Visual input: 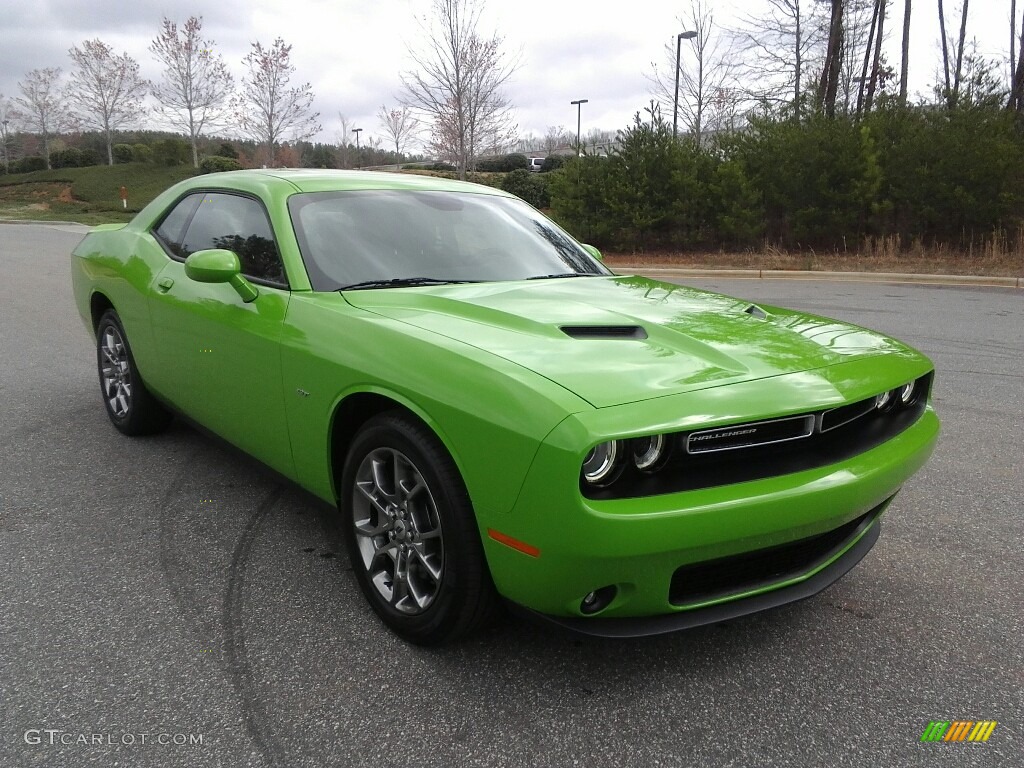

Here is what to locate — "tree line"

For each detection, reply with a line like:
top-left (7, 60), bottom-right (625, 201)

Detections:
top-left (548, 97), bottom-right (1024, 253)
top-left (0, 0), bottom-right (515, 177)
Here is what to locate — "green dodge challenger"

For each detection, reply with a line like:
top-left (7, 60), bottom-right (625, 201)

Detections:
top-left (72, 169), bottom-right (939, 644)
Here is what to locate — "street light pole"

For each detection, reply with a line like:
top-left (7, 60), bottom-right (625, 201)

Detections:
top-left (673, 31), bottom-right (697, 139)
top-left (352, 127), bottom-right (363, 169)
top-left (570, 99), bottom-right (588, 156)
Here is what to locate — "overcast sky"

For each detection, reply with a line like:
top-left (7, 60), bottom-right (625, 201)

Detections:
top-left (0, 0), bottom-right (1013, 149)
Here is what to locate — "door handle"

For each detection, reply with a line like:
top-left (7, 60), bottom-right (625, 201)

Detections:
top-left (157, 277), bottom-right (174, 292)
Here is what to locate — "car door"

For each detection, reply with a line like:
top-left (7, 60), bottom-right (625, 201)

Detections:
top-left (147, 190), bottom-right (296, 480)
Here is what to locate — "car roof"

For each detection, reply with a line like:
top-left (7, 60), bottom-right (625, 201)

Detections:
top-left (195, 168), bottom-right (512, 197)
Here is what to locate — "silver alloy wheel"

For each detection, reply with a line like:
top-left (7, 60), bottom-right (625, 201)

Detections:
top-left (352, 447), bottom-right (445, 614)
top-left (100, 325), bottom-right (132, 418)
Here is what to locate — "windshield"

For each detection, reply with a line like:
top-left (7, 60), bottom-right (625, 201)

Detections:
top-left (287, 189), bottom-right (610, 291)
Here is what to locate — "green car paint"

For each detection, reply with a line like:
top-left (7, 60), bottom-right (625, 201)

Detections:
top-left (71, 169), bottom-right (939, 632)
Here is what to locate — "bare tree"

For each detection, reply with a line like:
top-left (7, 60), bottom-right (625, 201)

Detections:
top-left (900, 0), bottom-right (912, 101)
top-left (150, 16), bottom-right (234, 168)
top-left (542, 125), bottom-right (570, 153)
top-left (584, 127), bottom-right (616, 154)
top-left (66, 40), bottom-right (147, 165)
top-left (835, 0), bottom-right (876, 113)
top-left (1010, 6), bottom-right (1024, 113)
top-left (939, 1), bottom-right (953, 101)
top-left (734, 0), bottom-right (825, 118)
top-left (1012, 0), bottom-right (1018, 87)
top-left (14, 68), bottom-right (73, 169)
top-left (0, 94), bottom-right (16, 172)
top-left (952, 0), bottom-right (970, 104)
top-left (377, 104), bottom-right (419, 158)
top-left (647, 0), bottom-right (740, 142)
top-left (864, 0), bottom-right (888, 111)
top-left (819, 0), bottom-right (846, 116)
top-left (402, 0), bottom-right (517, 178)
top-left (337, 112), bottom-right (354, 168)
top-left (234, 38), bottom-right (321, 165)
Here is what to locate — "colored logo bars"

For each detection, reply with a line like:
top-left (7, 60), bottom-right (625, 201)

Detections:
top-left (920, 721), bottom-right (997, 742)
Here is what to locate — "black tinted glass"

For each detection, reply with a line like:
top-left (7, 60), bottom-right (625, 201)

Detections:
top-left (180, 193), bottom-right (286, 285)
top-left (154, 195), bottom-right (200, 258)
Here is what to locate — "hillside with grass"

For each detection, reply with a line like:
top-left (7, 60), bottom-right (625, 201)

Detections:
top-left (0, 164), bottom-right (198, 224)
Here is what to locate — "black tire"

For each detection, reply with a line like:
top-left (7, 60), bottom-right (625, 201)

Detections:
top-left (96, 309), bottom-right (171, 436)
top-left (340, 412), bottom-right (497, 645)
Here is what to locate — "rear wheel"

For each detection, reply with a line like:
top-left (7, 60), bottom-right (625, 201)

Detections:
top-left (96, 309), bottom-right (171, 436)
top-left (341, 412), bottom-right (496, 645)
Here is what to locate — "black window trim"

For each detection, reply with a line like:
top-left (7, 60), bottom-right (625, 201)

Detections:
top-left (150, 188), bottom-right (291, 290)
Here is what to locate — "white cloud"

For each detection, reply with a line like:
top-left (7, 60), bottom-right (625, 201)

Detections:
top-left (0, 0), bottom-right (1013, 149)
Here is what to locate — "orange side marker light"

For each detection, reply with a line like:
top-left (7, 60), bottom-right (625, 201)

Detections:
top-left (487, 528), bottom-right (540, 558)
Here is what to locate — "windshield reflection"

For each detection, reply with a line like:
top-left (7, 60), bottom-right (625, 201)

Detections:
top-left (288, 189), bottom-right (610, 291)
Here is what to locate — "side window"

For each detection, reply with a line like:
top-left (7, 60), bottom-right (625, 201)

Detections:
top-left (179, 193), bottom-right (287, 286)
top-left (154, 194), bottom-right (201, 259)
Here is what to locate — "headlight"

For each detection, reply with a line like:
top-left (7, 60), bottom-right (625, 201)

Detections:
top-left (582, 441), bottom-right (622, 486)
top-left (631, 434), bottom-right (666, 471)
top-left (875, 390), bottom-right (893, 410)
top-left (899, 381), bottom-right (915, 404)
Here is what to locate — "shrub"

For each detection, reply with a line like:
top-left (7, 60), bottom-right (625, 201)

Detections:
top-left (113, 144), bottom-right (134, 164)
top-left (13, 156), bottom-right (47, 173)
top-left (500, 169), bottom-right (551, 208)
top-left (79, 148), bottom-right (101, 167)
top-left (424, 161), bottom-right (455, 171)
top-left (199, 155), bottom-right (243, 174)
top-left (301, 144), bottom-right (337, 168)
top-left (476, 153), bottom-right (529, 172)
top-left (541, 155), bottom-right (569, 172)
top-left (151, 138), bottom-right (190, 166)
top-left (51, 148), bottom-right (84, 168)
top-left (132, 143), bottom-right (153, 163)
top-left (216, 142), bottom-right (239, 159)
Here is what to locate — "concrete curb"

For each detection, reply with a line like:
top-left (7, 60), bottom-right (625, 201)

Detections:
top-left (621, 266), bottom-right (1023, 289)
top-left (0, 218), bottom-right (89, 228)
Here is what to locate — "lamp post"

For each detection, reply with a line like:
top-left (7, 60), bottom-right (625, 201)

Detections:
top-left (352, 127), bottom-right (363, 168)
top-left (673, 30), bottom-right (697, 139)
top-left (570, 99), bottom-right (588, 156)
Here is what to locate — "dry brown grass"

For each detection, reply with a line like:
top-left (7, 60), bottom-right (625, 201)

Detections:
top-left (604, 234), bottom-right (1024, 277)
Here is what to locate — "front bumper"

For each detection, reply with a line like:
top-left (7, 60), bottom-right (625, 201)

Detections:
top-left (478, 371), bottom-right (939, 624)
top-left (509, 502), bottom-right (883, 638)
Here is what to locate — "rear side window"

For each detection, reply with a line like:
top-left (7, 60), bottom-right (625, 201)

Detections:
top-left (178, 192), bottom-right (287, 286)
top-left (154, 195), bottom-right (200, 258)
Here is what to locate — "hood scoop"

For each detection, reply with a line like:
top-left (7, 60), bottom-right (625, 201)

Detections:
top-left (560, 325), bottom-right (648, 340)
top-left (744, 304), bottom-right (768, 320)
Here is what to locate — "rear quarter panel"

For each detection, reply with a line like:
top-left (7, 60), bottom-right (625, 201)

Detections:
top-left (71, 226), bottom-right (167, 379)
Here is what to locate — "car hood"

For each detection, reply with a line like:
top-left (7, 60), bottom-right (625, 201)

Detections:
top-left (344, 275), bottom-right (912, 408)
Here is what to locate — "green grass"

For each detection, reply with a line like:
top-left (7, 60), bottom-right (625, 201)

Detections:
top-left (0, 163), bottom-right (198, 224)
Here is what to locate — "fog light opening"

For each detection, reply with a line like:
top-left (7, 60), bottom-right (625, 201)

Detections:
top-left (580, 585), bottom-right (617, 615)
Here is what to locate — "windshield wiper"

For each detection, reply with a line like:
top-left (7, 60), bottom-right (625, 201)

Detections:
top-left (526, 272), bottom-right (589, 280)
top-left (338, 277), bottom-right (478, 291)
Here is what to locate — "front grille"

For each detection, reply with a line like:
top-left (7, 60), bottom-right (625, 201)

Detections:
top-left (583, 372), bottom-right (932, 500)
top-left (686, 415), bottom-right (815, 454)
top-left (668, 503), bottom-right (884, 606)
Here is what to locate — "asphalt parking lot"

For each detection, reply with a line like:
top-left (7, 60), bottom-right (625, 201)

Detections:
top-left (1, 221), bottom-right (1021, 767)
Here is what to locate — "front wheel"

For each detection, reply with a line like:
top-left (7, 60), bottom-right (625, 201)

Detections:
top-left (96, 309), bottom-right (171, 436)
top-left (341, 412), bottom-right (497, 645)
